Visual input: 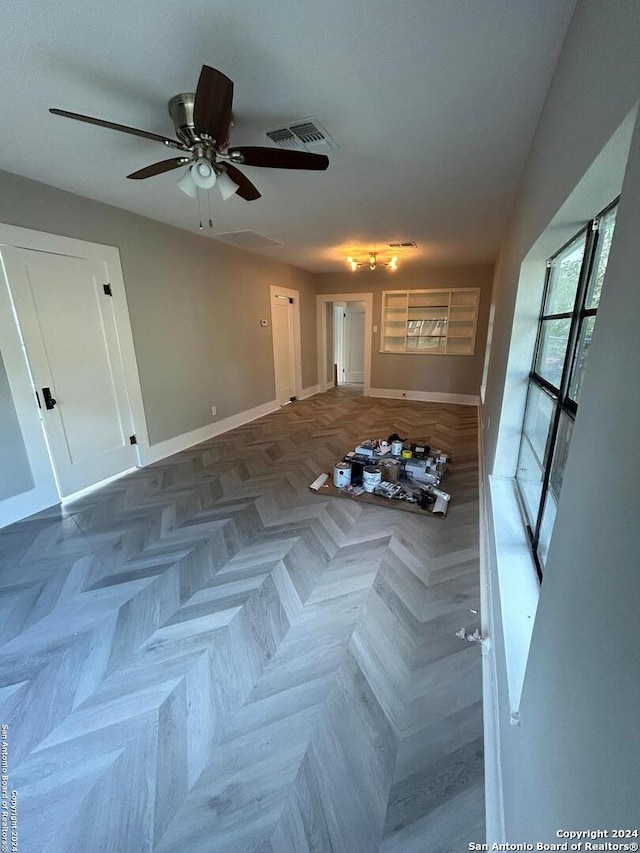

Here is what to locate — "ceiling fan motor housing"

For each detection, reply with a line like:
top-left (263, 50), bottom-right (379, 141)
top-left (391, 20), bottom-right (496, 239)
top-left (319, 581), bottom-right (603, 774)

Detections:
top-left (168, 93), bottom-right (199, 146)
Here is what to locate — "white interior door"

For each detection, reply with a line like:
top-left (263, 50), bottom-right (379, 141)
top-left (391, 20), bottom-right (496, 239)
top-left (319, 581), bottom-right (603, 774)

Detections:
top-left (271, 293), bottom-right (296, 405)
top-left (343, 304), bottom-right (365, 383)
top-left (0, 246), bottom-right (139, 496)
top-left (333, 304), bottom-right (344, 383)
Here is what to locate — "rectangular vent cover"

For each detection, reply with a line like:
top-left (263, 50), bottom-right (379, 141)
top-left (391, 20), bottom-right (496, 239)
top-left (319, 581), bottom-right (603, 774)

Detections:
top-left (213, 230), bottom-right (283, 250)
top-left (387, 241), bottom-right (418, 248)
top-left (266, 117), bottom-right (338, 153)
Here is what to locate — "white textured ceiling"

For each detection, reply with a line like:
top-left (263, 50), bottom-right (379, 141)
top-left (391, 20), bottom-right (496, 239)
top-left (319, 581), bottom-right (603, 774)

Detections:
top-left (1, 0), bottom-right (576, 272)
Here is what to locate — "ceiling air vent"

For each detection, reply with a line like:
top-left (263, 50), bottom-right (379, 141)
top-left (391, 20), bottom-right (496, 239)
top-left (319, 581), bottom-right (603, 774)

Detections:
top-left (213, 230), bottom-right (283, 250)
top-left (266, 117), bottom-right (338, 153)
top-left (387, 241), bottom-right (418, 249)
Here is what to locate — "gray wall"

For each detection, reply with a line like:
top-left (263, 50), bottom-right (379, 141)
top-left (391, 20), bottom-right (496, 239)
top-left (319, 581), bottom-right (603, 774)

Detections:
top-left (316, 264), bottom-right (493, 396)
top-left (482, 0), bottom-right (640, 838)
top-left (0, 352), bottom-right (33, 500)
top-left (0, 170), bottom-right (317, 451)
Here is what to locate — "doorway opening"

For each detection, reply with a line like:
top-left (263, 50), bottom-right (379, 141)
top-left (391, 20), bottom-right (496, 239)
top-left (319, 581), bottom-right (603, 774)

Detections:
top-left (316, 292), bottom-right (373, 396)
top-left (333, 301), bottom-right (365, 386)
top-left (270, 285), bottom-right (302, 406)
top-left (0, 225), bottom-right (147, 527)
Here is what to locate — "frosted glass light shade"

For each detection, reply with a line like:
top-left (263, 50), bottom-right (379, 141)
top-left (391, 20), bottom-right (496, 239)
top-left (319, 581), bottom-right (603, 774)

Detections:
top-left (176, 169), bottom-right (198, 198)
top-left (192, 158), bottom-right (217, 189)
top-left (217, 171), bottom-right (239, 200)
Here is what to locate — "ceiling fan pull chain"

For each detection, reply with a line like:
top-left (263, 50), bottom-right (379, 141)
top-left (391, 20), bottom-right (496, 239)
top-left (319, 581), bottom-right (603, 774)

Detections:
top-left (207, 189), bottom-right (213, 228)
top-left (197, 188), bottom-right (204, 230)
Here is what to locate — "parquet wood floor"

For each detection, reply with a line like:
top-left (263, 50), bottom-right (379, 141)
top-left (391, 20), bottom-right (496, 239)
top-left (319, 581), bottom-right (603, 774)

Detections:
top-left (0, 387), bottom-right (484, 852)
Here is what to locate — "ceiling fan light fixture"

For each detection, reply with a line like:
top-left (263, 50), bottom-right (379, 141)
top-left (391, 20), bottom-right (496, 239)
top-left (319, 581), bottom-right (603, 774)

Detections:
top-left (176, 169), bottom-right (198, 198)
top-left (217, 170), bottom-right (239, 200)
top-left (49, 65), bottom-right (329, 208)
top-left (192, 157), bottom-right (217, 189)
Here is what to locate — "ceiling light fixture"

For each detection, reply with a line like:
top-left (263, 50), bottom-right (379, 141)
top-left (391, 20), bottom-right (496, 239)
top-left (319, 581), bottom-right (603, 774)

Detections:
top-left (216, 170), bottom-right (240, 200)
top-left (347, 252), bottom-right (399, 272)
top-left (176, 169), bottom-right (198, 199)
top-left (176, 160), bottom-right (240, 203)
top-left (192, 157), bottom-right (217, 189)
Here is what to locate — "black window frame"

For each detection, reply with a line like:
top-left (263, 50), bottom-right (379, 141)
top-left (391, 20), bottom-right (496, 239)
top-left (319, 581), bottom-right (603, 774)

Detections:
top-left (517, 197), bottom-right (618, 580)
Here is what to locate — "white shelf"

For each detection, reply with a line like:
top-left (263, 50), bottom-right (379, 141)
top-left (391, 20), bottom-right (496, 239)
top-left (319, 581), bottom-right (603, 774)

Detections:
top-left (381, 287), bottom-right (480, 355)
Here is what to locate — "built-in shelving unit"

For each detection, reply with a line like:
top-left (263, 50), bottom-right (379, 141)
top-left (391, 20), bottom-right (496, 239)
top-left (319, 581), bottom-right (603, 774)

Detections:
top-left (381, 288), bottom-right (480, 355)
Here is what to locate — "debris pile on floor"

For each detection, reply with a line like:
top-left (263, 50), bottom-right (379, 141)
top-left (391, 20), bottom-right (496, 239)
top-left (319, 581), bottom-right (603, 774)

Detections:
top-left (310, 434), bottom-right (451, 516)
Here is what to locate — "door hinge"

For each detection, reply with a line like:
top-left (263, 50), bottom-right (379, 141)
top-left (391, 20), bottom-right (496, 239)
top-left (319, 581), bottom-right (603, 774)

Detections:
top-left (129, 434), bottom-right (137, 445)
top-left (103, 283), bottom-right (113, 296)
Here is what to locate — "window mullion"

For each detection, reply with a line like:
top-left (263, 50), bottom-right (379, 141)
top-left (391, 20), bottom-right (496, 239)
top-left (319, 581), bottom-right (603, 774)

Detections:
top-left (560, 222), bottom-right (598, 407)
top-left (531, 264), bottom-right (553, 372)
top-left (532, 398), bottom-right (562, 550)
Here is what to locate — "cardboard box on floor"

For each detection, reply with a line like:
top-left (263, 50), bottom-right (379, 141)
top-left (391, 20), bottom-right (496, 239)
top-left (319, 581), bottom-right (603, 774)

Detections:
top-left (310, 475), bottom-right (449, 517)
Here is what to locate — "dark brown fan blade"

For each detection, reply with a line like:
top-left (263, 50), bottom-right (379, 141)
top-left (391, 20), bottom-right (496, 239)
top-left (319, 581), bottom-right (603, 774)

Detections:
top-left (224, 165), bottom-right (261, 201)
top-left (127, 158), bottom-right (191, 180)
top-left (193, 66), bottom-right (234, 148)
top-left (228, 147), bottom-right (329, 170)
top-left (49, 108), bottom-right (186, 150)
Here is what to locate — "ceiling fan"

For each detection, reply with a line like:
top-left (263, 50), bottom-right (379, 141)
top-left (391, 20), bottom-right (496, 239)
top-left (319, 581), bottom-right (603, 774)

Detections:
top-left (49, 65), bottom-right (329, 202)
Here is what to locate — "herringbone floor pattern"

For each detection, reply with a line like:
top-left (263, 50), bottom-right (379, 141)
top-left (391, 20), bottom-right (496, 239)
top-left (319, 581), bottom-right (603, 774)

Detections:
top-left (0, 387), bottom-right (484, 852)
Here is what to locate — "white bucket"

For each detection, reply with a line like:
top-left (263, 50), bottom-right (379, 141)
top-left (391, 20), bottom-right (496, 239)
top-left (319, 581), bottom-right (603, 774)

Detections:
top-left (391, 440), bottom-right (404, 456)
top-left (333, 462), bottom-right (352, 488)
top-left (362, 465), bottom-right (382, 493)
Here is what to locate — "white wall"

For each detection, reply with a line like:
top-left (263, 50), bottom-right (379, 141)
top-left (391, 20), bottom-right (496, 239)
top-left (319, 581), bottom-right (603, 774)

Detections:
top-left (0, 170), bottom-right (318, 502)
top-left (317, 263), bottom-right (494, 397)
top-left (482, 0), bottom-right (640, 839)
top-left (0, 352), bottom-right (33, 500)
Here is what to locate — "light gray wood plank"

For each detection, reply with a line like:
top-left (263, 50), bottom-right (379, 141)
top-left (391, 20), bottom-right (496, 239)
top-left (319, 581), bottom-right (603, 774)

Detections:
top-left (0, 387), bottom-right (484, 852)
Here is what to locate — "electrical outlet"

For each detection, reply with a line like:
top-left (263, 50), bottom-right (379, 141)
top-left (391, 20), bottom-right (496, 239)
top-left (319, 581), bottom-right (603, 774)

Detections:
top-left (211, 406), bottom-right (217, 417)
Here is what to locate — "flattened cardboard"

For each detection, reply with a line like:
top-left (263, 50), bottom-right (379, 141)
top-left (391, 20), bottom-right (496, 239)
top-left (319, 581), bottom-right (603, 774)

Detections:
top-left (312, 479), bottom-right (448, 517)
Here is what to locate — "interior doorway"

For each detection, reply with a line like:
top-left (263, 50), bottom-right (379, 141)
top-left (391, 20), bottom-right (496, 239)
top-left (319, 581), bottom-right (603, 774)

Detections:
top-left (270, 285), bottom-right (302, 406)
top-left (334, 301), bottom-right (365, 385)
top-left (0, 245), bottom-right (140, 497)
top-left (316, 292), bottom-right (373, 395)
top-left (0, 225), bottom-right (147, 526)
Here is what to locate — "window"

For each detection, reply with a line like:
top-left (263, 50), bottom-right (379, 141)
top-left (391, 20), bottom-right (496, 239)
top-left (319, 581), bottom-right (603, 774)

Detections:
top-left (381, 288), bottom-right (480, 355)
top-left (516, 200), bottom-right (618, 576)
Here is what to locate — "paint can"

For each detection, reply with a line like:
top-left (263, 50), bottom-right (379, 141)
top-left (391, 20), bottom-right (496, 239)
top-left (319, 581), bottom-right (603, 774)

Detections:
top-left (350, 459), bottom-right (364, 486)
top-left (391, 439), bottom-right (404, 456)
top-left (362, 465), bottom-right (382, 493)
top-left (380, 459), bottom-right (401, 483)
top-left (333, 462), bottom-right (352, 488)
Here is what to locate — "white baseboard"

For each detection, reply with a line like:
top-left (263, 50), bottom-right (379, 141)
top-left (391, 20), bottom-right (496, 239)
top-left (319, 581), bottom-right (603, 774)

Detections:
top-left (62, 467), bottom-right (139, 504)
top-left (0, 487), bottom-right (60, 529)
top-left (318, 380), bottom-right (334, 393)
top-left (368, 387), bottom-right (480, 406)
top-left (299, 384), bottom-right (320, 399)
top-left (139, 398), bottom-right (279, 465)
